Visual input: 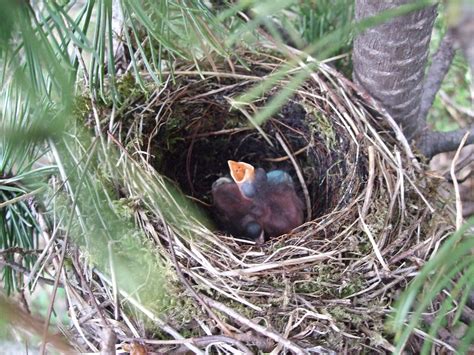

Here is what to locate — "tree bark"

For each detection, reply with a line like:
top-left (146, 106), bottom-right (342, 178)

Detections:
top-left (353, 0), bottom-right (437, 141)
top-left (420, 127), bottom-right (474, 158)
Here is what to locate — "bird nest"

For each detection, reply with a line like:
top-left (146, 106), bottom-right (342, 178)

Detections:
top-left (71, 49), bottom-right (456, 353)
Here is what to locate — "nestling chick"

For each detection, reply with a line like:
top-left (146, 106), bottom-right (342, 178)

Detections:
top-left (212, 160), bottom-right (304, 243)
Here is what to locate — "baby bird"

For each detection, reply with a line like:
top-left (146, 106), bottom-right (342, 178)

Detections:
top-left (212, 160), bottom-right (304, 243)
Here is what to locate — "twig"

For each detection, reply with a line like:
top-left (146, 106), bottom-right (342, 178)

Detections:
top-left (411, 325), bottom-right (457, 353)
top-left (263, 144), bottom-right (311, 162)
top-left (151, 70), bottom-right (264, 81)
top-left (198, 293), bottom-right (308, 354)
top-left (220, 251), bottom-right (338, 277)
top-left (275, 133), bottom-right (312, 222)
top-left (108, 242), bottom-right (120, 321)
top-left (39, 229), bottom-right (69, 355)
top-left (443, 153), bottom-right (473, 181)
top-left (439, 90), bottom-right (474, 118)
top-left (361, 146), bottom-right (376, 217)
top-left (100, 327), bottom-right (117, 355)
top-left (71, 251), bottom-right (110, 328)
top-left (183, 127), bottom-right (252, 140)
top-left (450, 132), bottom-right (470, 230)
top-left (358, 210), bottom-right (389, 272)
top-left (0, 247), bottom-right (44, 256)
top-left (230, 102), bottom-right (274, 147)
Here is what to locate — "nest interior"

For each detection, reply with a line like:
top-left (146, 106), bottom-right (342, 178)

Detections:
top-left (95, 50), bottom-right (455, 353)
top-left (142, 71), bottom-right (365, 227)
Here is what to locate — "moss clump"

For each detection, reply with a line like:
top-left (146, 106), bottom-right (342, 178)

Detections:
top-left (305, 106), bottom-right (336, 149)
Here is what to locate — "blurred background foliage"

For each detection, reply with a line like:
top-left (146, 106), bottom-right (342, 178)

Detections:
top-left (0, 0), bottom-right (472, 352)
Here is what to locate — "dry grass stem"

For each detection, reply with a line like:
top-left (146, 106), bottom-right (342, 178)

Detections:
top-left (450, 132), bottom-right (470, 230)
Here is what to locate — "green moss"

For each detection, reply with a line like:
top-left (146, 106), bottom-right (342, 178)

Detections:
top-left (339, 276), bottom-right (364, 298)
top-left (72, 95), bottom-right (92, 120)
top-left (116, 72), bottom-right (142, 99)
top-left (305, 107), bottom-right (336, 148)
top-left (295, 280), bottom-right (321, 294)
top-left (357, 240), bottom-right (372, 254)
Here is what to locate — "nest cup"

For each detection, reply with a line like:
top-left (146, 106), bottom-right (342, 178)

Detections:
top-left (120, 50), bottom-right (453, 351)
top-left (152, 67), bottom-right (365, 226)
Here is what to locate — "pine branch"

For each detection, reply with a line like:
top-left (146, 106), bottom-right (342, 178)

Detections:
top-left (420, 126), bottom-right (474, 158)
top-left (0, 260), bottom-right (58, 287)
top-left (418, 29), bottom-right (457, 122)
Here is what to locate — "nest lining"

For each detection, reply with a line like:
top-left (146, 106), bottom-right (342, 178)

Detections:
top-left (72, 49), bottom-right (456, 353)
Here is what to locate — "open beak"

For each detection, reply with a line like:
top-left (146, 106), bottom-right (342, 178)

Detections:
top-left (227, 161), bottom-right (257, 199)
top-left (228, 160), bottom-right (255, 184)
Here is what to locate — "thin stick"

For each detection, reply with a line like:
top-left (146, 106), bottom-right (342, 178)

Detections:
top-left (263, 144), bottom-right (311, 162)
top-left (359, 207), bottom-right (389, 271)
top-left (39, 231), bottom-right (69, 355)
top-left (275, 133), bottom-right (312, 222)
top-left (199, 294), bottom-right (307, 354)
top-left (450, 132), bottom-right (470, 230)
top-left (361, 146), bottom-right (376, 217)
top-left (149, 70), bottom-right (263, 81)
top-left (0, 260), bottom-right (57, 286)
top-left (232, 102), bottom-right (274, 147)
top-left (108, 242), bottom-right (120, 321)
top-left (220, 251), bottom-right (338, 277)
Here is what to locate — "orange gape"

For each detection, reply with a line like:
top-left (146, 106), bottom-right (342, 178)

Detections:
top-left (228, 160), bottom-right (254, 183)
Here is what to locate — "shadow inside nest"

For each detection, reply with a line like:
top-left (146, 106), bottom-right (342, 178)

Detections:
top-left (150, 97), bottom-right (361, 239)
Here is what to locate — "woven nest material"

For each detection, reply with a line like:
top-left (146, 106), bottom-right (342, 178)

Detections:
top-left (72, 49), bottom-right (456, 353)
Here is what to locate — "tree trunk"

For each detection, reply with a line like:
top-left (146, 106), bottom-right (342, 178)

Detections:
top-left (352, 0), bottom-right (437, 141)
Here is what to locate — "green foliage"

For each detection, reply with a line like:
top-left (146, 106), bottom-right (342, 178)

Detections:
top-left (293, 0), bottom-right (355, 57)
top-left (0, 79), bottom-right (57, 295)
top-left (391, 218), bottom-right (474, 353)
top-left (427, 4), bottom-right (472, 132)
